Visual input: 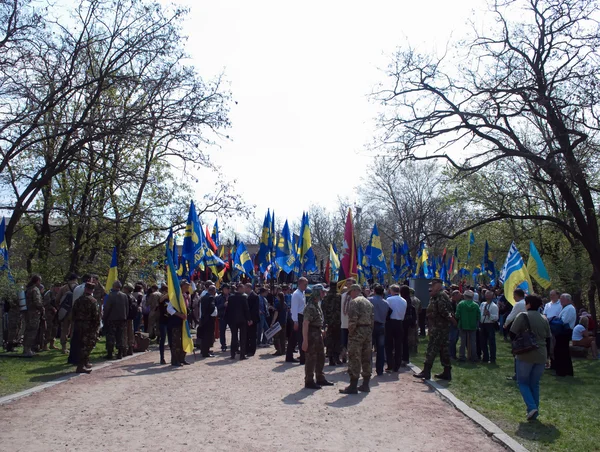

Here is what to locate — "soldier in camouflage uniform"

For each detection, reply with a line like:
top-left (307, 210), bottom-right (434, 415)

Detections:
top-left (340, 284), bottom-right (374, 394)
top-left (322, 282), bottom-right (342, 366)
top-left (69, 282), bottom-right (100, 373)
top-left (5, 288), bottom-right (21, 352)
top-left (23, 274), bottom-right (44, 357)
top-left (408, 288), bottom-right (421, 353)
top-left (414, 279), bottom-right (456, 381)
top-left (302, 285), bottom-right (334, 389)
top-left (42, 283), bottom-right (61, 351)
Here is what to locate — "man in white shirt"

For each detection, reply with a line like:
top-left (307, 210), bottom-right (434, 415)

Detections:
top-left (385, 285), bottom-right (407, 372)
top-left (479, 290), bottom-right (499, 363)
top-left (555, 293), bottom-right (576, 376)
top-left (543, 290), bottom-right (562, 319)
top-left (543, 289), bottom-right (562, 369)
top-left (291, 277), bottom-right (308, 364)
top-left (340, 278), bottom-right (356, 363)
top-left (504, 288), bottom-right (526, 330)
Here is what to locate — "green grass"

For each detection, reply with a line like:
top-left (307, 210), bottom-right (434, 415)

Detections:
top-left (413, 333), bottom-right (600, 451)
top-left (0, 338), bottom-right (109, 398)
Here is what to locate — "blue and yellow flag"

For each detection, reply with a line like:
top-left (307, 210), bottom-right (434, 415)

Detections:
top-left (300, 212), bottom-right (317, 272)
top-left (369, 224), bottom-right (388, 274)
top-left (165, 231), bottom-right (194, 353)
top-left (0, 217), bottom-right (13, 281)
top-left (212, 220), bottom-right (220, 248)
top-left (466, 229), bottom-right (475, 266)
top-left (275, 220), bottom-right (295, 274)
top-left (234, 242), bottom-right (254, 277)
top-left (329, 244), bottom-right (340, 282)
top-left (527, 240), bottom-right (551, 289)
top-left (500, 242), bottom-right (533, 305)
top-left (257, 210), bottom-right (271, 273)
top-left (104, 247), bottom-right (118, 295)
top-left (415, 241), bottom-right (430, 278)
top-left (182, 201), bottom-right (205, 271)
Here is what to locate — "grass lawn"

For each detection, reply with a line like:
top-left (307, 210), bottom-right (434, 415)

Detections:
top-left (413, 333), bottom-right (600, 451)
top-left (0, 338), bottom-right (109, 398)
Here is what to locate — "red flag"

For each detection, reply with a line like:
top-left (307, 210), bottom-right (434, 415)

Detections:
top-left (324, 258), bottom-right (331, 285)
top-left (339, 208), bottom-right (358, 283)
top-left (205, 226), bottom-right (218, 253)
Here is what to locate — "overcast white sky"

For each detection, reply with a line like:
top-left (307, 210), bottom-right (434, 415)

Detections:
top-left (176, 0), bottom-right (479, 233)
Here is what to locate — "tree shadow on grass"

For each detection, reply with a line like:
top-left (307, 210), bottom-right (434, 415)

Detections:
top-left (516, 421), bottom-right (560, 444)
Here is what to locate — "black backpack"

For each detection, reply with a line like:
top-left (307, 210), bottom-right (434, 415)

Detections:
top-left (128, 295), bottom-right (138, 320)
top-left (404, 301), bottom-right (417, 327)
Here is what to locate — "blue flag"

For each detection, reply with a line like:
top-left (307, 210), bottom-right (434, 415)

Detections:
top-left (275, 220), bottom-right (295, 274)
top-left (369, 224), bottom-right (388, 274)
top-left (182, 201), bottom-right (206, 271)
top-left (234, 242), bottom-right (254, 277)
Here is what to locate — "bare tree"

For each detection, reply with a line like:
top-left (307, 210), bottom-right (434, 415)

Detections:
top-left (374, 0), bottom-right (600, 320)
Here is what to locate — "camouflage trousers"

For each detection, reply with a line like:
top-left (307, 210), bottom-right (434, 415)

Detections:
top-left (305, 327), bottom-right (325, 383)
top-left (325, 323), bottom-right (342, 357)
top-left (7, 309), bottom-right (23, 344)
top-left (408, 325), bottom-right (419, 353)
top-left (425, 327), bottom-right (451, 368)
top-left (60, 313), bottom-right (72, 347)
top-left (169, 325), bottom-right (186, 365)
top-left (23, 310), bottom-right (41, 349)
top-left (347, 326), bottom-right (373, 379)
top-left (105, 319), bottom-right (126, 351)
top-left (44, 310), bottom-right (58, 345)
top-left (74, 321), bottom-right (98, 365)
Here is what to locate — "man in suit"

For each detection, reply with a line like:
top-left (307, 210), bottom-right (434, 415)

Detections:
top-left (226, 284), bottom-right (251, 360)
top-left (200, 286), bottom-right (217, 357)
top-left (245, 283), bottom-right (260, 357)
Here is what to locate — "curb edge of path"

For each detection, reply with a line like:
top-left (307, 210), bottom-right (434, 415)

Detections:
top-left (0, 349), bottom-right (150, 407)
top-left (408, 363), bottom-right (529, 452)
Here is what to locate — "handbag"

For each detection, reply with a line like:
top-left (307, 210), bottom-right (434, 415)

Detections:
top-left (549, 317), bottom-right (570, 336)
top-left (511, 312), bottom-right (539, 355)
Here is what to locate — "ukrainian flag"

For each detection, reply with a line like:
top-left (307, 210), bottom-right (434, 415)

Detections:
top-left (415, 241), bottom-right (430, 278)
top-left (212, 220), bottom-right (220, 247)
top-left (0, 217), bottom-right (11, 278)
top-left (501, 242), bottom-right (533, 305)
top-left (166, 232), bottom-right (193, 353)
top-left (527, 240), bottom-right (551, 289)
top-left (369, 224), bottom-right (388, 274)
top-left (182, 201), bottom-right (205, 270)
top-left (257, 211), bottom-right (271, 273)
top-left (329, 244), bottom-right (340, 282)
top-left (104, 247), bottom-right (118, 295)
top-left (300, 212), bottom-right (317, 272)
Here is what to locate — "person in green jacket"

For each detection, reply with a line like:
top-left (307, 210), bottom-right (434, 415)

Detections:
top-left (455, 290), bottom-right (480, 362)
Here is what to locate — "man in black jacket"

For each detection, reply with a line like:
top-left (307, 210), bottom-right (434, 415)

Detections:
top-left (226, 284), bottom-right (251, 360)
top-left (215, 284), bottom-right (230, 352)
top-left (200, 286), bottom-right (217, 357)
top-left (245, 283), bottom-right (260, 356)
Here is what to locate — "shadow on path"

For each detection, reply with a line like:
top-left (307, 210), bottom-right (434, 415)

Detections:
top-left (281, 388), bottom-right (316, 405)
top-left (325, 392), bottom-right (368, 408)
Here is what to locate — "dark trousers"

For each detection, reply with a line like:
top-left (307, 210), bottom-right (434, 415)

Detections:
top-left (219, 317), bottom-right (227, 349)
top-left (247, 322), bottom-right (258, 356)
top-left (201, 319), bottom-right (215, 356)
top-left (275, 323), bottom-right (286, 355)
top-left (480, 323), bottom-right (497, 362)
top-left (372, 323), bottom-right (385, 374)
top-left (296, 314), bottom-right (305, 363)
top-left (230, 322), bottom-right (247, 359)
top-left (286, 319), bottom-right (297, 361)
top-left (385, 319), bottom-right (403, 370)
top-left (419, 309), bottom-right (427, 336)
top-left (555, 330), bottom-right (574, 376)
top-left (159, 323), bottom-right (169, 361)
top-left (402, 321), bottom-right (410, 362)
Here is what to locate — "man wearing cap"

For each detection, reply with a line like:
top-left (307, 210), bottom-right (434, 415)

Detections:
top-left (68, 282), bottom-right (100, 373)
top-left (455, 290), bottom-right (480, 362)
top-left (302, 284), bottom-right (333, 389)
top-left (103, 280), bottom-right (129, 360)
top-left (340, 284), bottom-right (374, 394)
top-left (414, 279), bottom-right (456, 381)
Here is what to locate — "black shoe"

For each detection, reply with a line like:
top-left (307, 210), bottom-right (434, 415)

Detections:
top-left (358, 376), bottom-right (371, 393)
top-left (202, 354), bottom-right (215, 358)
top-left (286, 358), bottom-right (299, 363)
top-left (305, 381), bottom-right (322, 390)
top-left (221, 346), bottom-right (227, 352)
top-left (229, 356), bottom-right (236, 359)
top-left (316, 379), bottom-right (334, 386)
top-left (171, 363), bottom-right (182, 367)
top-left (339, 378), bottom-right (359, 394)
top-left (299, 360), bottom-right (305, 365)
top-left (182, 361), bottom-right (191, 365)
top-left (160, 359), bottom-right (167, 364)
top-left (240, 356), bottom-right (247, 360)
top-left (329, 357), bottom-right (337, 366)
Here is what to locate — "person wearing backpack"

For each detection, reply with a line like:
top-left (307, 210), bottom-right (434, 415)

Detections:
top-left (57, 274), bottom-right (79, 354)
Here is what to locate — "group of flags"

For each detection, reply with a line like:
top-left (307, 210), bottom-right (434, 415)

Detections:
top-left (0, 217), bottom-right (13, 282)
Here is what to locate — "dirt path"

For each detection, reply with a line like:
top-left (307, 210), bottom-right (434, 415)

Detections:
top-left (1, 342), bottom-right (504, 452)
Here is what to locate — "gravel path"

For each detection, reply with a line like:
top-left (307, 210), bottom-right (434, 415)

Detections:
top-left (1, 341), bottom-right (504, 452)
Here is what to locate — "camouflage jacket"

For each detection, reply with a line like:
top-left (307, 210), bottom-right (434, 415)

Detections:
top-left (26, 286), bottom-right (43, 311)
top-left (72, 295), bottom-right (100, 330)
top-left (303, 299), bottom-right (324, 328)
top-left (347, 296), bottom-right (374, 333)
top-left (426, 291), bottom-right (452, 330)
top-left (322, 293), bottom-right (341, 327)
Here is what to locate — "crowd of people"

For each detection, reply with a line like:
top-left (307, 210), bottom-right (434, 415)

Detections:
top-left (2, 272), bottom-right (597, 420)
